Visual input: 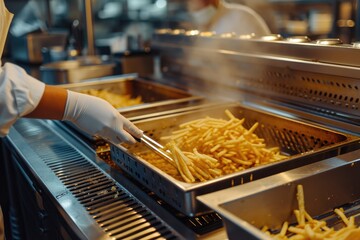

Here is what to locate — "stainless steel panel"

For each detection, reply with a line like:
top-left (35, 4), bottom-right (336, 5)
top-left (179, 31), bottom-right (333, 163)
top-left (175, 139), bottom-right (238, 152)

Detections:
top-left (111, 102), bottom-right (359, 216)
top-left (153, 31), bottom-right (360, 129)
top-left (198, 149), bottom-right (360, 240)
top-left (152, 31), bottom-right (360, 67)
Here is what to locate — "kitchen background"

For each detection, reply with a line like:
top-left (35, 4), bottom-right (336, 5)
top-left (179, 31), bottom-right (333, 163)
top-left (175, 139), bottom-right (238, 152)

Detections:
top-left (3, 0), bottom-right (359, 62)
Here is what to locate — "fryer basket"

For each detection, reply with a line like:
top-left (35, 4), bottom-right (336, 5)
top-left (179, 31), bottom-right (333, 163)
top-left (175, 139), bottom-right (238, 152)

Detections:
top-left (110, 102), bottom-right (359, 216)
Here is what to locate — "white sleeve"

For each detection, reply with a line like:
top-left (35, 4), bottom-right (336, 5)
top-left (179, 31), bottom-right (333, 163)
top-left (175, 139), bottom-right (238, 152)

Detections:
top-left (213, 3), bottom-right (271, 36)
top-left (0, 62), bottom-right (45, 137)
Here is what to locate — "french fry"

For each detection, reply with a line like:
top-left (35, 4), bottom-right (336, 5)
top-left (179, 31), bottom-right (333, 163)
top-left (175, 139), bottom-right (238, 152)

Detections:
top-left (279, 221), bottom-right (289, 236)
top-left (297, 185), bottom-right (306, 227)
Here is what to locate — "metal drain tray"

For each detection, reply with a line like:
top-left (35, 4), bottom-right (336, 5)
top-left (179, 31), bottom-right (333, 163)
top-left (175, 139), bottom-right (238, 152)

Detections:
top-left (198, 149), bottom-right (360, 240)
top-left (110, 102), bottom-right (360, 216)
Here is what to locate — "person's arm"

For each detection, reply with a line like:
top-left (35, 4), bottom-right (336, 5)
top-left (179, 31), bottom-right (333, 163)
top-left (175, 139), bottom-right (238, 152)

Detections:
top-left (25, 85), bottom-right (67, 119)
top-left (61, 90), bottom-right (143, 145)
top-left (27, 85), bottom-right (143, 145)
top-left (1, 62), bottom-right (142, 144)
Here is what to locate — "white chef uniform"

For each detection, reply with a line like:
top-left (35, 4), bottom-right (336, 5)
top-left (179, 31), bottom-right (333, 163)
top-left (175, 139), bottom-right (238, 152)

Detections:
top-left (0, 1), bottom-right (45, 137)
top-left (0, 1), bottom-right (44, 239)
top-left (210, 1), bottom-right (271, 36)
top-left (0, 2), bottom-right (144, 237)
top-left (190, 1), bottom-right (271, 36)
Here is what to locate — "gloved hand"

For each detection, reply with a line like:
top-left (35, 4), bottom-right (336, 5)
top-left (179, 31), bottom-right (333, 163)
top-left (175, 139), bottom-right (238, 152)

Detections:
top-left (62, 90), bottom-right (143, 145)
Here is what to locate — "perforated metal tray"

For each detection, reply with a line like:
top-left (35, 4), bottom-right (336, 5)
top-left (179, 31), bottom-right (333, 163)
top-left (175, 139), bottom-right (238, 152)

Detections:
top-left (110, 102), bottom-right (359, 216)
top-left (235, 64), bottom-right (360, 124)
top-left (198, 149), bottom-right (360, 240)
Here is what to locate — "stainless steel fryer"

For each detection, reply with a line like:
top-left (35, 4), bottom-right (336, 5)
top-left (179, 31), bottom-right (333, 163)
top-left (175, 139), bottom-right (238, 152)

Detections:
top-left (110, 102), bottom-right (359, 216)
top-left (152, 30), bottom-right (360, 134)
top-left (198, 149), bottom-right (360, 240)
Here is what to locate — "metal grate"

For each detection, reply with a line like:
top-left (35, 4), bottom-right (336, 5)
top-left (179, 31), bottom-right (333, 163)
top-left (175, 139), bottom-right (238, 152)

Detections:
top-left (14, 120), bottom-right (178, 240)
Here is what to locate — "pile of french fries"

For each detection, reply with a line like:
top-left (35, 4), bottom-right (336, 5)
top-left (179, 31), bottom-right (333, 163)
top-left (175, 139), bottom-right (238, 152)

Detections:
top-left (140, 109), bottom-right (287, 183)
top-left (80, 88), bottom-right (143, 108)
top-left (264, 185), bottom-right (360, 240)
top-left (166, 141), bottom-right (222, 183)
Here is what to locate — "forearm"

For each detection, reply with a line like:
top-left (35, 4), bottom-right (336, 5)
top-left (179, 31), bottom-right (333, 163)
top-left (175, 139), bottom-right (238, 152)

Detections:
top-left (0, 60), bottom-right (142, 143)
top-left (25, 85), bottom-right (68, 120)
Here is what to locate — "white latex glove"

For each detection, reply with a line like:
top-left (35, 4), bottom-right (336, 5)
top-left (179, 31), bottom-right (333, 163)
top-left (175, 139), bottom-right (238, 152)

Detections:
top-left (63, 90), bottom-right (143, 145)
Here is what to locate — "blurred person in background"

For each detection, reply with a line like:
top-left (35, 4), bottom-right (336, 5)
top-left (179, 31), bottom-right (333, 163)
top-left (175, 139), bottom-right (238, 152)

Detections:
top-left (0, 1), bottom-right (142, 239)
top-left (186, 0), bottom-right (271, 36)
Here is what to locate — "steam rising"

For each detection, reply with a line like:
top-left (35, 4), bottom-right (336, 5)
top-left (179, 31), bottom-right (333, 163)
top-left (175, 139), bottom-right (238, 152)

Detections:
top-left (161, 1), bottom-right (281, 103)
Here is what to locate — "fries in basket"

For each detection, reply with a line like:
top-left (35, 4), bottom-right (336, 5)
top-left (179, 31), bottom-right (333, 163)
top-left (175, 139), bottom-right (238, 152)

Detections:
top-left (80, 88), bottom-right (143, 108)
top-left (138, 109), bottom-right (287, 183)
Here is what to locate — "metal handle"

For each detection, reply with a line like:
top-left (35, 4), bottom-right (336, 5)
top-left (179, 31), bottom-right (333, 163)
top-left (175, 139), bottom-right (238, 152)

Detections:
top-left (138, 134), bottom-right (174, 164)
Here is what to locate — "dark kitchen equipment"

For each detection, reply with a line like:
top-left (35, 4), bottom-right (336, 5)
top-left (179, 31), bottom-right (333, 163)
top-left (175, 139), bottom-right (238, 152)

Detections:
top-left (10, 31), bottom-right (68, 64)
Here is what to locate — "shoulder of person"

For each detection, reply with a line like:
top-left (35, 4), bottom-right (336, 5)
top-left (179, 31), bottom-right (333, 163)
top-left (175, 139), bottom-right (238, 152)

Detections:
top-left (219, 1), bottom-right (261, 18)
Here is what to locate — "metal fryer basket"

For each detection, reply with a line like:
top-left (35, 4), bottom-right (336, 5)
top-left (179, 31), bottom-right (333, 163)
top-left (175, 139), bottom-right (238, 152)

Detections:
top-left (197, 149), bottom-right (360, 240)
top-left (110, 102), bottom-right (359, 216)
